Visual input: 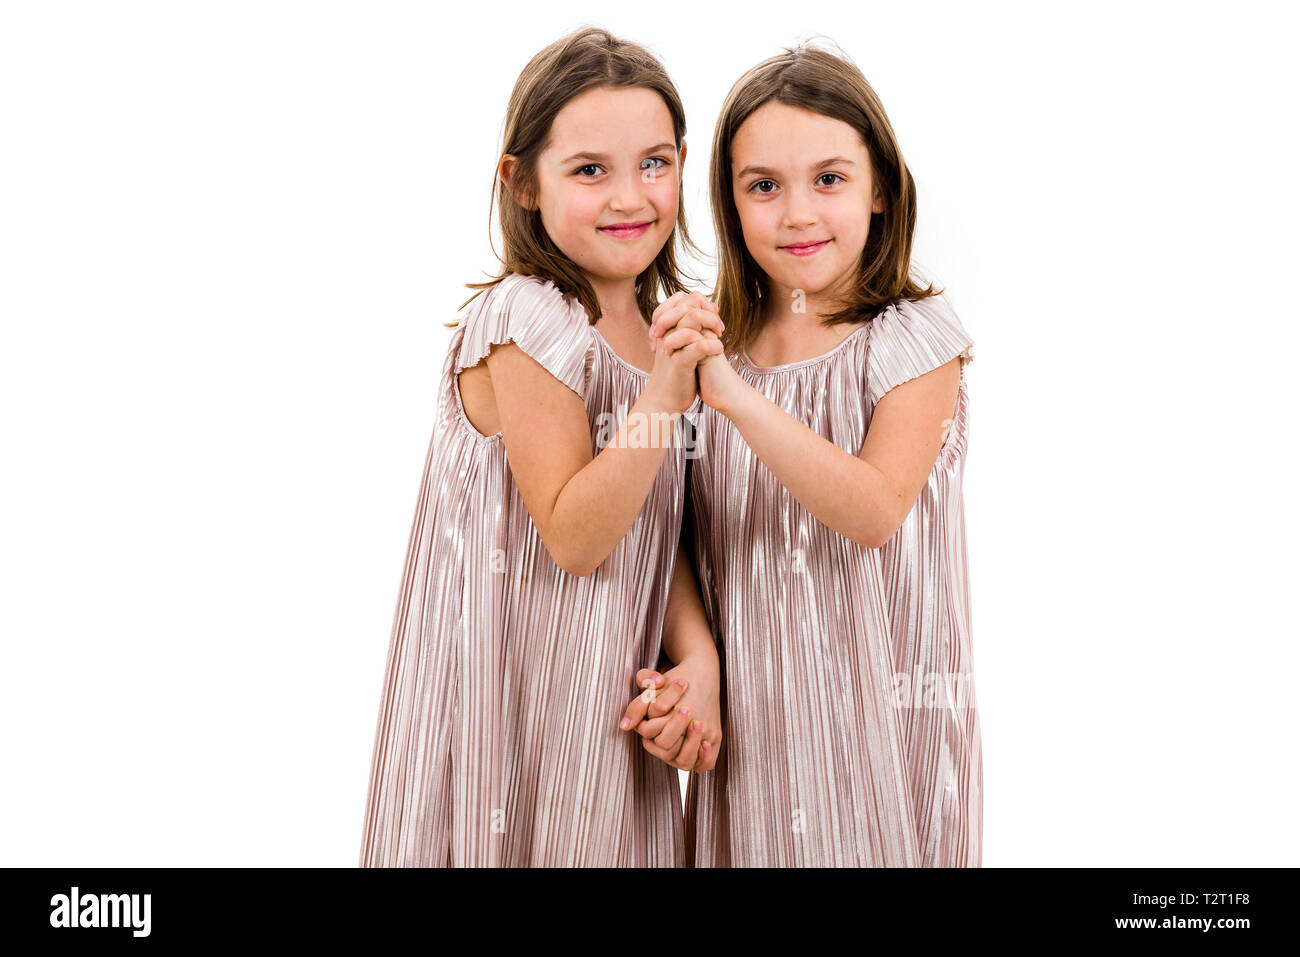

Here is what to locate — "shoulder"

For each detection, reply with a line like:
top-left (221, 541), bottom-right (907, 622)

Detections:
top-left (455, 272), bottom-right (593, 396)
top-left (870, 294), bottom-right (973, 357)
top-left (461, 272), bottom-right (590, 330)
top-left (866, 293), bottom-right (974, 407)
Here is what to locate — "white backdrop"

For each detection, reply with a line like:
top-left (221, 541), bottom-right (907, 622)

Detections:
top-left (2, 0), bottom-right (1296, 866)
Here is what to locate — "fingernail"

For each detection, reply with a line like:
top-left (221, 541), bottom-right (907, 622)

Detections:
top-left (702, 741), bottom-right (710, 751)
top-left (619, 717), bottom-right (631, 729)
top-left (692, 721), bottom-right (701, 732)
top-left (678, 706), bottom-right (689, 716)
top-left (676, 679), bottom-right (687, 689)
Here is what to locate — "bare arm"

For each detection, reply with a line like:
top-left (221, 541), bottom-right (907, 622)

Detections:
top-left (660, 510), bottom-right (716, 667)
top-left (702, 353), bottom-right (964, 549)
top-left (618, 495), bottom-right (722, 772)
top-left (486, 298), bottom-right (723, 577)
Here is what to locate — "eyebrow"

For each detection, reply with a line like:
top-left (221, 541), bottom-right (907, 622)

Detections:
top-left (735, 156), bottom-right (857, 179)
top-left (560, 143), bottom-right (676, 164)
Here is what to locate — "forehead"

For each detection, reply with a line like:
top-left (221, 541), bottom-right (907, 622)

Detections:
top-left (731, 101), bottom-right (866, 167)
top-left (546, 86), bottom-right (675, 153)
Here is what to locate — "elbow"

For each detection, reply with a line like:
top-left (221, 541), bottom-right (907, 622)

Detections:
top-left (857, 495), bottom-right (908, 549)
top-left (850, 531), bottom-right (883, 550)
top-left (563, 557), bottom-right (600, 579)
top-left (537, 514), bottom-right (609, 577)
top-left (544, 539), bottom-right (602, 578)
top-left (853, 517), bottom-right (900, 550)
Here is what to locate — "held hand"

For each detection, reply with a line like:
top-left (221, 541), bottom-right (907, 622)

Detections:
top-left (618, 655), bottom-right (722, 773)
top-left (644, 297), bottom-right (724, 414)
top-left (693, 331), bottom-right (745, 415)
top-left (618, 669), bottom-right (674, 736)
top-left (648, 291), bottom-right (725, 344)
top-left (649, 296), bottom-right (745, 417)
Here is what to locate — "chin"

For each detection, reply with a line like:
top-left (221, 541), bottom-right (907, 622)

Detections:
top-left (605, 261), bottom-right (652, 281)
top-left (798, 262), bottom-right (843, 285)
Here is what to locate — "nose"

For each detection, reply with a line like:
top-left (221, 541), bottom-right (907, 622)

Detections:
top-left (608, 168), bottom-right (650, 216)
top-left (782, 188), bottom-right (817, 229)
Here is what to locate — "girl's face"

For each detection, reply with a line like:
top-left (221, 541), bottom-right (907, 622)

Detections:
top-left (524, 86), bottom-right (684, 291)
top-left (730, 101), bottom-right (884, 312)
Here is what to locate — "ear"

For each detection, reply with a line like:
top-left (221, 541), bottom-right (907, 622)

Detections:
top-left (678, 139), bottom-right (687, 170)
top-left (871, 185), bottom-right (886, 214)
top-left (498, 154), bottom-right (536, 209)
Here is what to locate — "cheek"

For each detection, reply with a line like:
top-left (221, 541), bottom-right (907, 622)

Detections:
top-left (551, 195), bottom-right (604, 239)
top-left (737, 204), bottom-right (776, 249)
top-left (835, 195), bottom-right (873, 242)
top-left (649, 175), bottom-right (679, 213)
top-left (841, 212), bottom-right (871, 249)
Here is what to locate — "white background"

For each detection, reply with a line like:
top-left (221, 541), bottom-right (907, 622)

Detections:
top-left (2, 0), bottom-right (1297, 866)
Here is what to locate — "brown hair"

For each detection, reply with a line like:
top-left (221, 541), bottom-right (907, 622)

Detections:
top-left (709, 38), bottom-right (943, 356)
top-left (451, 26), bottom-right (704, 326)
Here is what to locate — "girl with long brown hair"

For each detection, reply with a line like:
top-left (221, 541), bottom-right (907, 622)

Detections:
top-left (359, 26), bottom-right (724, 867)
top-left (652, 39), bottom-right (982, 867)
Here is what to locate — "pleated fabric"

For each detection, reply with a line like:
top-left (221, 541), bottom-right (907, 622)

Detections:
top-left (683, 294), bottom-right (982, 867)
top-left (360, 272), bottom-right (694, 867)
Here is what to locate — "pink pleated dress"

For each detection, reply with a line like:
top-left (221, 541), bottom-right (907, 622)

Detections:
top-left (683, 294), bottom-right (982, 867)
top-left (360, 272), bottom-right (696, 867)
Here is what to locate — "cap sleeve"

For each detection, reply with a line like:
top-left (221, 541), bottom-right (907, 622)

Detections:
top-left (866, 295), bottom-right (975, 407)
top-left (454, 273), bottom-right (593, 397)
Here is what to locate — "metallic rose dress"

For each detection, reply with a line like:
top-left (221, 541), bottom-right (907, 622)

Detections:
top-left (360, 273), bottom-right (693, 867)
top-left (683, 294), bottom-right (981, 867)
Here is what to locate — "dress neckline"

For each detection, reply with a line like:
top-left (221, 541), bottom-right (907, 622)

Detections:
top-left (739, 320), bottom-right (872, 373)
top-left (588, 323), bottom-right (651, 378)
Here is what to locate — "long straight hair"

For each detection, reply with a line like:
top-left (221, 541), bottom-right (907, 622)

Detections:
top-left (709, 39), bottom-right (943, 356)
top-left (455, 26), bottom-right (704, 326)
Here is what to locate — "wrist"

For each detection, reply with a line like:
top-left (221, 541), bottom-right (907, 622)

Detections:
top-left (673, 644), bottom-right (720, 675)
top-left (619, 389), bottom-right (686, 451)
top-left (636, 382), bottom-right (686, 419)
top-left (715, 376), bottom-right (756, 422)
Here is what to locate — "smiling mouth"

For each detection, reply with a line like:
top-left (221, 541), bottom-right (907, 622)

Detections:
top-left (780, 239), bottom-right (832, 255)
top-left (599, 221), bottom-right (654, 238)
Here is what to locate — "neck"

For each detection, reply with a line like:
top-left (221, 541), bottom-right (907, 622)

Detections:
top-left (588, 274), bottom-right (643, 325)
top-left (765, 270), bottom-right (856, 326)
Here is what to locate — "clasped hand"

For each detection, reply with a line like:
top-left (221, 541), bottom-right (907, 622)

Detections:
top-left (617, 655), bottom-right (722, 774)
top-left (648, 291), bottom-right (743, 414)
